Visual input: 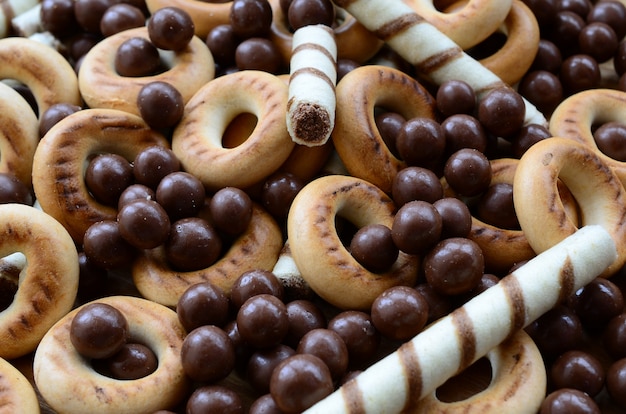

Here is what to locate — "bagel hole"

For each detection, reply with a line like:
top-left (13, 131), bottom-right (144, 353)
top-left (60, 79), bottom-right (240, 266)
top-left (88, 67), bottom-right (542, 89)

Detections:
top-left (1, 79), bottom-right (38, 117)
top-left (335, 215), bottom-right (359, 248)
top-left (434, 356), bottom-right (492, 402)
top-left (222, 113), bottom-right (258, 148)
top-left (0, 252), bottom-right (26, 312)
top-left (465, 32), bottom-right (507, 61)
top-left (433, 0), bottom-right (465, 12)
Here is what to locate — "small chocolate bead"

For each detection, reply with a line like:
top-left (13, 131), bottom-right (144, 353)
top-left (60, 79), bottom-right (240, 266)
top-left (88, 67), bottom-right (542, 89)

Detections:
top-left (39, 102), bottom-right (82, 138)
top-left (615, 40), bottom-right (626, 77)
top-left (391, 200), bottom-right (442, 255)
top-left (539, 388), bottom-right (600, 414)
top-left (337, 58), bottom-right (360, 81)
top-left (117, 199), bottom-right (170, 250)
top-left (547, 11), bottom-right (586, 57)
top-left (77, 252), bottom-right (109, 302)
top-left (209, 187), bottom-right (253, 236)
top-left (287, 0), bottom-right (335, 30)
top-left (392, 166), bottom-right (443, 206)
top-left (0, 173), bottom-right (32, 206)
top-left (423, 237), bottom-right (484, 296)
top-left (558, 0), bottom-right (591, 17)
top-left (230, 0), bottom-right (273, 39)
top-left (100, 3), bottom-right (145, 37)
top-left (137, 81), bottom-right (184, 129)
top-left (235, 37), bottom-right (282, 73)
top-left (247, 344), bottom-right (296, 393)
top-left (230, 269), bottom-right (284, 310)
top-left (83, 220), bottom-right (137, 269)
top-left (186, 386), bottom-right (244, 414)
top-left (587, 0), bottom-right (626, 40)
top-left (396, 117), bottom-right (446, 167)
top-left (206, 24), bottom-right (239, 67)
top-left (518, 70), bottom-right (563, 116)
top-left (284, 299), bottom-right (327, 348)
top-left (550, 350), bottom-right (605, 397)
top-left (74, 0), bottom-right (117, 34)
top-left (270, 354), bottom-right (334, 413)
top-left (261, 172), bottom-right (304, 219)
top-left (181, 325), bottom-right (235, 382)
top-left (148, 7), bottom-right (195, 51)
top-left (327, 311), bottom-right (380, 366)
top-left (477, 87), bottom-right (526, 138)
top-left (441, 114), bottom-right (488, 154)
top-left (475, 183), bottom-right (520, 230)
top-left (375, 111), bottom-right (405, 158)
top-left (433, 197), bottom-right (472, 240)
top-left (594, 121), bottom-right (626, 162)
top-left (177, 282), bottom-right (230, 331)
top-left (607, 358), bottom-right (626, 409)
top-left (531, 39), bottom-right (563, 73)
top-left (370, 286), bottom-right (429, 341)
top-left (297, 328), bottom-right (349, 380)
top-left (525, 305), bottom-right (583, 358)
top-left (117, 184), bottom-right (155, 210)
top-left (98, 343), bottom-right (158, 380)
top-left (443, 148), bottom-right (492, 197)
top-left (560, 54), bottom-right (601, 94)
top-left (249, 394), bottom-right (283, 414)
top-left (571, 277), bottom-right (624, 331)
top-left (70, 302), bottom-right (129, 359)
top-left (66, 33), bottom-right (101, 62)
top-left (604, 313), bottom-right (626, 360)
top-left (156, 171), bottom-right (205, 221)
top-left (524, 0), bottom-right (558, 27)
top-left (237, 294), bottom-right (289, 349)
top-left (349, 224), bottom-right (398, 273)
top-left (114, 37), bottom-right (162, 77)
top-left (511, 123), bottom-right (552, 158)
top-left (415, 283), bottom-right (454, 323)
top-left (84, 153), bottom-right (134, 207)
top-left (133, 146), bottom-right (180, 190)
top-left (578, 21), bottom-right (619, 63)
top-left (436, 79), bottom-right (476, 117)
top-left (165, 217), bottom-right (222, 271)
top-left (40, 0), bottom-right (80, 39)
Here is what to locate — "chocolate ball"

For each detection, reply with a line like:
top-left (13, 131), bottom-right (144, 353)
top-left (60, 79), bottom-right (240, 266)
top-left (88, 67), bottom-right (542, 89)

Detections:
top-left (70, 302), bottom-right (129, 359)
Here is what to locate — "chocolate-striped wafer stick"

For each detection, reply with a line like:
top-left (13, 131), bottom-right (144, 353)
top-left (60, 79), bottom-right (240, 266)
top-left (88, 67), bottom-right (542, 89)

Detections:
top-left (331, 0), bottom-right (547, 127)
top-left (287, 24), bottom-right (338, 146)
top-left (305, 225), bottom-right (616, 413)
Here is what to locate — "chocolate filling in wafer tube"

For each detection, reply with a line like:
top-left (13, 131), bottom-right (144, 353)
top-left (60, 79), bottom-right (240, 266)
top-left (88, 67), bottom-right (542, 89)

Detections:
top-left (305, 225), bottom-right (617, 413)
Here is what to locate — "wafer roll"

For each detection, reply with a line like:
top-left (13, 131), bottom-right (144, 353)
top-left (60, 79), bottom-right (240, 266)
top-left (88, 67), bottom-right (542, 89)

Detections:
top-left (0, 0), bottom-right (39, 38)
top-left (305, 225), bottom-right (616, 413)
top-left (331, 0), bottom-right (547, 127)
top-left (272, 240), bottom-right (312, 299)
top-left (287, 24), bottom-right (338, 146)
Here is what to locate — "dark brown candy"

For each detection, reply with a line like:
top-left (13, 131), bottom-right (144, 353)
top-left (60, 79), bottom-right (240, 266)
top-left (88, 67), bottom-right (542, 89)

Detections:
top-left (523, 0), bottom-right (558, 27)
top-left (518, 70), bottom-right (563, 116)
top-left (593, 121), bottom-right (626, 162)
top-left (391, 200), bottom-right (442, 255)
top-left (370, 286), bottom-right (429, 341)
top-left (547, 11), bottom-right (586, 57)
top-left (392, 166), bottom-right (443, 207)
top-left (77, 252), bottom-right (109, 302)
top-left (578, 21), bottom-right (618, 63)
top-left (0, 173), bottom-right (33, 206)
top-left (287, 0), bottom-right (335, 30)
top-left (70, 302), bottom-right (129, 359)
top-left (83, 220), bottom-right (137, 269)
top-left (436, 79), bottom-right (476, 117)
top-left (164, 217), bottom-right (222, 271)
top-left (84, 153), bottom-right (133, 207)
top-left (539, 388), bottom-right (600, 414)
top-left (117, 199), bottom-right (170, 250)
top-left (414, 283), bottom-right (454, 324)
top-left (560, 54), bottom-right (600, 94)
top-left (186, 385), bottom-right (244, 414)
top-left (181, 325), bottom-right (235, 382)
top-left (375, 111), bottom-right (405, 157)
top-left (337, 58), bottom-right (360, 81)
top-left (156, 171), bottom-right (205, 220)
top-left (206, 24), bottom-right (240, 67)
top-left (74, 0), bottom-right (118, 34)
top-left (570, 277), bottom-right (624, 331)
top-left (477, 87), bottom-right (526, 138)
top-left (249, 394), bottom-right (283, 414)
top-left (230, 269), bottom-right (284, 310)
top-left (97, 343), bottom-right (158, 380)
top-left (441, 114), bottom-right (488, 154)
top-left (550, 350), bottom-right (605, 397)
top-left (133, 146), bottom-right (181, 190)
top-left (432, 197), bottom-right (472, 239)
top-left (40, 0), bottom-right (80, 39)
top-left (247, 344), bottom-right (296, 393)
top-left (615, 40), bottom-right (626, 77)
top-left (349, 224), bottom-right (398, 274)
top-left (39, 102), bottom-right (82, 137)
top-left (604, 313), bottom-right (626, 360)
top-left (511, 123), bottom-right (552, 158)
top-left (114, 37), bottom-right (162, 77)
top-left (606, 358), bottom-right (626, 409)
top-left (209, 187), bottom-right (253, 236)
top-left (525, 305), bottom-right (583, 358)
top-left (137, 81), bottom-right (184, 129)
top-left (176, 282), bottom-right (230, 332)
top-left (443, 148), bottom-right (492, 197)
top-left (100, 3), bottom-right (146, 37)
top-left (586, 0), bottom-right (626, 40)
top-left (396, 117), bottom-right (446, 167)
top-left (117, 184), bottom-right (155, 210)
top-left (327, 310), bottom-right (380, 366)
top-left (270, 354), bottom-right (334, 414)
top-left (261, 172), bottom-right (304, 219)
top-left (531, 39), bottom-right (563, 73)
top-left (230, 0), bottom-right (273, 39)
top-left (236, 294), bottom-right (289, 349)
top-left (284, 299), bottom-right (327, 348)
top-left (148, 7), bottom-right (195, 50)
top-left (475, 183), bottom-right (520, 230)
top-left (297, 328), bottom-right (349, 380)
top-left (423, 238), bottom-right (484, 296)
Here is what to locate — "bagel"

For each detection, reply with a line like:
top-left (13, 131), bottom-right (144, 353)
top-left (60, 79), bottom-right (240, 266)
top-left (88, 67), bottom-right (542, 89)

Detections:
top-left (332, 65), bottom-right (437, 194)
top-left (32, 108), bottom-right (169, 243)
top-left (513, 137), bottom-right (626, 277)
top-left (402, 0), bottom-right (512, 49)
top-left (0, 356), bottom-right (40, 414)
top-left (78, 27), bottom-right (214, 117)
top-left (549, 89), bottom-right (626, 188)
top-left (412, 330), bottom-right (545, 414)
top-left (269, 0), bottom-right (383, 65)
top-left (0, 204), bottom-right (79, 360)
top-left (0, 81), bottom-right (39, 187)
top-left (172, 70), bottom-right (295, 192)
top-left (145, 0), bottom-right (231, 40)
top-left (33, 295), bottom-right (189, 414)
top-left (132, 202), bottom-right (283, 307)
top-left (287, 175), bottom-right (420, 310)
top-left (0, 36), bottom-right (81, 117)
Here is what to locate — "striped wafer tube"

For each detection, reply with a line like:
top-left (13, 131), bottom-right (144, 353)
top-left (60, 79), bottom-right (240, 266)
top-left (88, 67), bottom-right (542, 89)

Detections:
top-left (304, 225), bottom-right (616, 413)
top-left (0, 0), bottom-right (39, 38)
top-left (287, 24), bottom-right (338, 146)
top-left (272, 240), bottom-right (312, 299)
top-left (331, 0), bottom-right (547, 127)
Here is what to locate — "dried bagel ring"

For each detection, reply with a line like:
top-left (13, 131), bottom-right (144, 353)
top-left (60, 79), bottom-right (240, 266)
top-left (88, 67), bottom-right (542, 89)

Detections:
top-left (0, 36), bottom-right (81, 117)
top-left (132, 202), bottom-right (283, 307)
top-left (78, 27), bottom-right (214, 117)
top-left (549, 88), bottom-right (626, 187)
top-left (402, 0), bottom-right (512, 49)
top-left (146, 0), bottom-right (231, 39)
top-left (0, 204), bottom-right (79, 360)
top-left (32, 108), bottom-right (169, 243)
top-left (0, 356), bottom-right (40, 413)
top-left (269, 0), bottom-right (383, 65)
top-left (33, 295), bottom-right (189, 414)
top-left (172, 70), bottom-right (294, 192)
top-left (333, 65), bottom-right (437, 194)
top-left (287, 175), bottom-right (420, 310)
top-left (513, 137), bottom-right (626, 277)
top-left (413, 330), bottom-right (545, 414)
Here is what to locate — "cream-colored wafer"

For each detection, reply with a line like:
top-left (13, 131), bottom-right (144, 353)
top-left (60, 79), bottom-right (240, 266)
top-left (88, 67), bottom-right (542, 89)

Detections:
top-left (272, 240), bottom-right (312, 299)
top-left (10, 2), bottom-right (40, 37)
top-left (0, 0), bottom-right (39, 38)
top-left (287, 24), bottom-right (338, 147)
top-left (305, 225), bottom-right (616, 413)
top-left (331, 0), bottom-right (547, 127)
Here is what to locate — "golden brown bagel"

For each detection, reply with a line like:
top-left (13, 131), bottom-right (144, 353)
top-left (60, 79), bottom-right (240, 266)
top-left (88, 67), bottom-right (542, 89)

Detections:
top-left (146, 0), bottom-right (231, 40)
top-left (287, 175), bottom-right (420, 310)
top-left (172, 70), bottom-right (295, 191)
top-left (0, 356), bottom-right (40, 414)
top-left (332, 65), bottom-right (437, 194)
top-left (32, 108), bottom-right (169, 243)
top-left (33, 296), bottom-right (189, 414)
top-left (132, 202), bottom-right (283, 307)
top-left (513, 137), bottom-right (626, 277)
top-left (78, 27), bottom-right (214, 117)
top-left (0, 204), bottom-right (79, 360)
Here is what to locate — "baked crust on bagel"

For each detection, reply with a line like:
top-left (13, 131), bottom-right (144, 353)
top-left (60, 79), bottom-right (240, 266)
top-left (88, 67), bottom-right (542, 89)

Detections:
top-left (549, 88), bottom-right (626, 187)
top-left (332, 65), bottom-right (437, 194)
top-left (145, 0), bottom-right (231, 39)
top-left (32, 108), bottom-right (169, 243)
top-left (513, 137), bottom-right (626, 277)
top-left (0, 356), bottom-right (40, 414)
top-left (78, 27), bottom-right (214, 117)
top-left (269, 0), bottom-right (383, 65)
top-left (287, 175), bottom-right (420, 310)
top-left (0, 36), bottom-right (81, 117)
top-left (0, 204), bottom-right (79, 360)
top-left (412, 329), bottom-right (546, 414)
top-left (33, 295), bottom-right (189, 414)
top-left (402, 0), bottom-right (513, 49)
top-left (172, 70), bottom-right (294, 191)
top-left (132, 202), bottom-right (283, 307)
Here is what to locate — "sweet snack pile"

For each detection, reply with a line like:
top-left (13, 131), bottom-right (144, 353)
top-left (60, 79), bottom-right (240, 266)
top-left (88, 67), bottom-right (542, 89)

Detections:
top-left (1, 0), bottom-right (626, 413)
